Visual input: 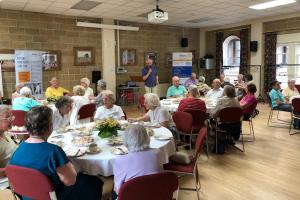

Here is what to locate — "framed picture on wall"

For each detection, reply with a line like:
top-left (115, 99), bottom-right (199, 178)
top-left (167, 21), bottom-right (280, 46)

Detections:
top-left (0, 49), bottom-right (15, 72)
top-left (42, 50), bottom-right (61, 71)
top-left (145, 52), bottom-right (159, 66)
top-left (165, 53), bottom-right (172, 67)
top-left (121, 49), bottom-right (137, 66)
top-left (74, 47), bottom-right (95, 66)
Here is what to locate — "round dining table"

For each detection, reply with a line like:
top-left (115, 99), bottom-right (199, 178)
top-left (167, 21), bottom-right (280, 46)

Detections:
top-left (160, 98), bottom-right (216, 113)
top-left (48, 123), bottom-right (176, 177)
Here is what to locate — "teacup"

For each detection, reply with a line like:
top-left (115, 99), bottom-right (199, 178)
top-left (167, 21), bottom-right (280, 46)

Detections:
top-left (89, 143), bottom-right (98, 152)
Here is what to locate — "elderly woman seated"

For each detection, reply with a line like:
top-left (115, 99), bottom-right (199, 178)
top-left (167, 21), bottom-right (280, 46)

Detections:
top-left (80, 77), bottom-right (94, 98)
top-left (70, 85), bottom-right (90, 126)
top-left (89, 80), bottom-right (107, 107)
top-left (212, 85), bottom-right (241, 142)
top-left (196, 76), bottom-right (210, 96)
top-left (283, 79), bottom-right (299, 102)
top-left (10, 106), bottom-right (103, 199)
top-left (12, 86), bottom-right (40, 111)
top-left (94, 90), bottom-right (125, 120)
top-left (45, 77), bottom-right (70, 100)
top-left (129, 93), bottom-right (170, 127)
top-left (240, 83), bottom-right (258, 120)
top-left (52, 96), bottom-right (73, 130)
top-left (0, 105), bottom-right (17, 169)
top-left (112, 124), bottom-right (162, 200)
top-left (178, 85), bottom-right (206, 113)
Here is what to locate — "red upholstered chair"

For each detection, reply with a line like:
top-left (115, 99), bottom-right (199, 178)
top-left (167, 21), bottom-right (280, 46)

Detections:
top-left (163, 127), bottom-right (207, 200)
top-left (139, 96), bottom-right (148, 113)
top-left (295, 84), bottom-right (300, 92)
top-left (289, 98), bottom-right (300, 135)
top-left (184, 109), bottom-right (209, 156)
top-left (215, 107), bottom-right (244, 153)
top-left (172, 111), bottom-right (194, 149)
top-left (242, 101), bottom-right (258, 141)
top-left (77, 103), bottom-right (96, 121)
top-left (118, 172), bottom-right (178, 200)
top-left (5, 165), bottom-right (57, 200)
top-left (11, 110), bottom-right (27, 127)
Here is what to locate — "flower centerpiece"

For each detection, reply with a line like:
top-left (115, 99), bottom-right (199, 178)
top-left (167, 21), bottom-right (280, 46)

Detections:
top-left (46, 96), bottom-right (58, 103)
top-left (96, 118), bottom-right (120, 138)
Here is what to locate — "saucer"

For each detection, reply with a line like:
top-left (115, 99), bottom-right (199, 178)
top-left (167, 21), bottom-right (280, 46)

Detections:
top-left (86, 147), bottom-right (101, 154)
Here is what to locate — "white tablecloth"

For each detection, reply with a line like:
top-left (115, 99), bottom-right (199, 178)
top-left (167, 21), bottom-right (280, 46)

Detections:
top-left (48, 125), bottom-right (176, 176)
top-left (160, 99), bottom-right (216, 113)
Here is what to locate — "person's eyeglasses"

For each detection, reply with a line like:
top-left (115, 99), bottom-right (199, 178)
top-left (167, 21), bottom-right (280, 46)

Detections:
top-left (0, 116), bottom-right (15, 122)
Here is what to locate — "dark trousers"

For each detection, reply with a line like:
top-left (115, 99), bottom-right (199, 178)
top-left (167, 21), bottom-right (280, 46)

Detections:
top-left (273, 104), bottom-right (292, 112)
top-left (57, 173), bottom-right (103, 200)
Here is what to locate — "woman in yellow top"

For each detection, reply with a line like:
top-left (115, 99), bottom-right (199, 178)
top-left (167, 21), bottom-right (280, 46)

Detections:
top-left (45, 77), bottom-right (69, 99)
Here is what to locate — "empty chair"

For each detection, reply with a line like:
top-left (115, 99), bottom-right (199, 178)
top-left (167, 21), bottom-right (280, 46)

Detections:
top-left (172, 111), bottom-right (194, 149)
top-left (289, 98), bottom-right (300, 135)
top-left (118, 172), bottom-right (178, 200)
top-left (11, 110), bottom-right (27, 127)
top-left (184, 109), bottom-right (209, 156)
top-left (163, 127), bottom-right (207, 200)
top-left (5, 164), bottom-right (57, 200)
top-left (77, 103), bottom-right (96, 121)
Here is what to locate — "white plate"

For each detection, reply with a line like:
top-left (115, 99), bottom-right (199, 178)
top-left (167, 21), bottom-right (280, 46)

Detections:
top-left (111, 146), bottom-right (128, 155)
top-left (154, 135), bottom-right (172, 141)
top-left (65, 148), bottom-right (85, 157)
top-left (86, 147), bottom-right (101, 154)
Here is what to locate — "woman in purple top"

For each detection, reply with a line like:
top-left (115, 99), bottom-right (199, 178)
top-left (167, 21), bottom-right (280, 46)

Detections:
top-left (112, 124), bottom-right (162, 199)
top-left (240, 83), bottom-right (258, 120)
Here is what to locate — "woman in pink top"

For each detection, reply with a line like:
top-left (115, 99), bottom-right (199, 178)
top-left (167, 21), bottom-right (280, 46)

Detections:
top-left (240, 83), bottom-right (257, 120)
top-left (112, 124), bottom-right (162, 200)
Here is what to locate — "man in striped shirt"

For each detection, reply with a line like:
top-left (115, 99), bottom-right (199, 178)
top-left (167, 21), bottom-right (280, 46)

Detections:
top-left (177, 85), bottom-right (206, 112)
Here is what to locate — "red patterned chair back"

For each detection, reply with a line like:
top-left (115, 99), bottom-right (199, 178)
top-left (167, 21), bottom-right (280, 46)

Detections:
top-left (11, 110), bottom-right (27, 127)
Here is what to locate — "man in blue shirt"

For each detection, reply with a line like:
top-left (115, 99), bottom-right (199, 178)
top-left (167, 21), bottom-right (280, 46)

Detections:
top-left (269, 80), bottom-right (291, 112)
top-left (142, 58), bottom-right (159, 94)
top-left (166, 76), bottom-right (187, 98)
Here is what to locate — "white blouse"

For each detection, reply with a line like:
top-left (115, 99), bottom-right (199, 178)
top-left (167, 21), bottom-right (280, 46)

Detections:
top-left (146, 106), bottom-right (169, 125)
top-left (94, 105), bottom-right (125, 120)
top-left (70, 96), bottom-right (90, 126)
top-left (52, 106), bottom-right (71, 130)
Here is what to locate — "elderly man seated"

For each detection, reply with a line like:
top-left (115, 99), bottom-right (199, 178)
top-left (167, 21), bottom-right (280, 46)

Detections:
top-left (0, 105), bottom-right (17, 169)
top-left (269, 80), bottom-right (291, 112)
top-left (178, 85), bottom-right (206, 113)
top-left (206, 79), bottom-right (223, 101)
top-left (45, 77), bottom-right (69, 99)
top-left (166, 76), bottom-right (187, 98)
top-left (184, 72), bottom-right (198, 88)
top-left (283, 79), bottom-right (299, 102)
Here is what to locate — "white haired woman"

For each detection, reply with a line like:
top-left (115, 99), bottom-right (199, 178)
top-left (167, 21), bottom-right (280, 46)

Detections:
top-left (70, 85), bottom-right (90, 126)
top-left (80, 77), bottom-right (94, 98)
top-left (12, 86), bottom-right (40, 111)
top-left (112, 124), bottom-right (162, 200)
top-left (129, 93), bottom-right (169, 127)
top-left (94, 90), bottom-right (125, 120)
top-left (0, 105), bottom-right (17, 169)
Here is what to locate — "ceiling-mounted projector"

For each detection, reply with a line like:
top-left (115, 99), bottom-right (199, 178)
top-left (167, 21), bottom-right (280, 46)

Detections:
top-left (148, 0), bottom-right (168, 24)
